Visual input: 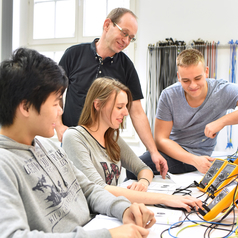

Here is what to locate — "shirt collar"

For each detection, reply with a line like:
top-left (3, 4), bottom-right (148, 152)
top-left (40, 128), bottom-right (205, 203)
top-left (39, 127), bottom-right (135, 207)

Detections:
top-left (91, 38), bottom-right (116, 63)
top-left (91, 38), bottom-right (99, 55)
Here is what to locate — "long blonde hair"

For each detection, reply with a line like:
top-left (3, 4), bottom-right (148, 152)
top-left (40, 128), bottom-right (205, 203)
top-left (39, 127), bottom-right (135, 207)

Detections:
top-left (79, 77), bottom-right (132, 162)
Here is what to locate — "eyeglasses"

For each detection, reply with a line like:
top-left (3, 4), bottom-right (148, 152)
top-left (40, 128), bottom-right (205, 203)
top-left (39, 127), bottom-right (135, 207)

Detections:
top-left (113, 22), bottom-right (136, 43)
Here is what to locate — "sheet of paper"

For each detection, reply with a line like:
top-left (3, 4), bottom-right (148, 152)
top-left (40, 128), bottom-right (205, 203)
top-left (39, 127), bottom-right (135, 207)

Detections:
top-left (84, 214), bottom-right (172, 238)
top-left (83, 214), bottom-right (122, 230)
top-left (147, 206), bottom-right (183, 225)
top-left (84, 206), bottom-right (183, 233)
top-left (147, 182), bottom-right (180, 194)
top-left (168, 171), bottom-right (203, 187)
top-left (118, 179), bottom-right (179, 194)
top-left (117, 179), bottom-right (135, 188)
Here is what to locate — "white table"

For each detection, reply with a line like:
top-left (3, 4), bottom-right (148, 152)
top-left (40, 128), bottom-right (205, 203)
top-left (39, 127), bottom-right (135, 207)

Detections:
top-left (84, 171), bottom-right (238, 238)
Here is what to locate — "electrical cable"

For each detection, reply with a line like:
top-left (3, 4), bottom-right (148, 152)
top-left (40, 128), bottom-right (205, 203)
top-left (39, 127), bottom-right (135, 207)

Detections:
top-left (172, 179), bottom-right (238, 237)
top-left (203, 174), bottom-right (238, 201)
top-left (226, 40), bottom-right (238, 149)
top-left (225, 148), bottom-right (238, 163)
top-left (161, 189), bottom-right (238, 238)
top-left (201, 182), bottom-right (238, 237)
top-left (161, 167), bottom-right (238, 237)
top-left (172, 182), bottom-right (197, 196)
top-left (167, 220), bottom-right (232, 238)
top-left (146, 39), bottom-right (185, 134)
top-left (160, 210), bottom-right (188, 238)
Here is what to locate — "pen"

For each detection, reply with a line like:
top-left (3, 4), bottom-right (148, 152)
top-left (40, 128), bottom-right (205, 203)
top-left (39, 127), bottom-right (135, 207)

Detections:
top-left (166, 173), bottom-right (171, 179)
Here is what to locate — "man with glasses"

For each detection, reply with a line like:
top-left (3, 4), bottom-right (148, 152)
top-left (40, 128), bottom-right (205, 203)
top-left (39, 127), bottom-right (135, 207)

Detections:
top-left (57, 7), bottom-right (168, 179)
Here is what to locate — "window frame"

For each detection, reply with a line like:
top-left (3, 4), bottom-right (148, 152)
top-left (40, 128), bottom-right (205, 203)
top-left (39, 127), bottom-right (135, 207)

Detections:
top-left (28, 0), bottom-right (136, 47)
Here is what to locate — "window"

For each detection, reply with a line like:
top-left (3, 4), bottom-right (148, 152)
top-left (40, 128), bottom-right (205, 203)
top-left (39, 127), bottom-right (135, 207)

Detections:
top-left (83, 0), bottom-right (129, 37)
top-left (28, 0), bottom-right (134, 62)
top-left (25, 0), bottom-right (138, 144)
top-left (33, 0), bottom-right (75, 40)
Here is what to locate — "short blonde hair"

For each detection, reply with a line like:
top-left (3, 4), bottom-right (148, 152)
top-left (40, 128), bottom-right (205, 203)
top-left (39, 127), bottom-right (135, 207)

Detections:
top-left (176, 49), bottom-right (206, 69)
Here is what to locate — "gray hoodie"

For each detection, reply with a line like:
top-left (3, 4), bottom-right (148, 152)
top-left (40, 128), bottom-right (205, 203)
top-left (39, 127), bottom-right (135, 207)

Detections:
top-left (0, 135), bottom-right (131, 237)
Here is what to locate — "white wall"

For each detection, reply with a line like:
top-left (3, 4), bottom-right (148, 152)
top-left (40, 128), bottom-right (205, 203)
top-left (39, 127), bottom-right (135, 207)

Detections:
top-left (134, 0), bottom-right (238, 154)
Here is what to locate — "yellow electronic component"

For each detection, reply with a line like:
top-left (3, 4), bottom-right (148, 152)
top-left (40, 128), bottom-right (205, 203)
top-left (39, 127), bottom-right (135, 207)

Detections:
top-left (231, 157), bottom-right (238, 165)
top-left (197, 159), bottom-right (228, 193)
top-left (198, 179), bottom-right (238, 221)
top-left (206, 163), bottom-right (238, 198)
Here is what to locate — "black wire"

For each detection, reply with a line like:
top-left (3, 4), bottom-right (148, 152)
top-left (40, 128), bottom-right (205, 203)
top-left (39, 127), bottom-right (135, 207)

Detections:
top-left (207, 208), bottom-right (235, 238)
top-left (202, 174), bottom-right (238, 200)
top-left (159, 207), bottom-right (236, 238)
top-left (181, 205), bottom-right (236, 237)
top-left (172, 183), bottom-right (196, 196)
top-left (161, 209), bottom-right (232, 238)
top-left (196, 192), bottom-right (207, 199)
top-left (195, 211), bottom-right (234, 227)
top-left (222, 207), bottom-right (235, 238)
top-left (172, 189), bottom-right (193, 196)
top-left (212, 174), bottom-right (238, 196)
top-left (203, 182), bottom-right (238, 237)
top-left (160, 171), bottom-right (238, 237)
top-left (187, 210), bottom-right (235, 238)
top-left (202, 194), bottom-right (212, 206)
top-left (190, 211), bottom-right (234, 229)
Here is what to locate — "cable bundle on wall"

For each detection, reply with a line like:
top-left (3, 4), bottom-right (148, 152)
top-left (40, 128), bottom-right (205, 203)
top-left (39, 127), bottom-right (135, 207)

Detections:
top-left (226, 40), bottom-right (238, 149)
top-left (190, 39), bottom-right (218, 79)
top-left (146, 38), bottom-right (186, 135)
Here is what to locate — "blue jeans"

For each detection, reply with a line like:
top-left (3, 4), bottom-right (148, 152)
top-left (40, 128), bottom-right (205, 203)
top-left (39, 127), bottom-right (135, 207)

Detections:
top-left (126, 151), bottom-right (197, 180)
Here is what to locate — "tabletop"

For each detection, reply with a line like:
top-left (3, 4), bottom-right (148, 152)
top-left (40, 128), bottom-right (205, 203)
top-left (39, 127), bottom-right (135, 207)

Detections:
top-left (84, 170), bottom-right (238, 238)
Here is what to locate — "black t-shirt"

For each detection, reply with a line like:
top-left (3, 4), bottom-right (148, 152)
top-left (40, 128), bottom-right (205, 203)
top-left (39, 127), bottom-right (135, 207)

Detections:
top-left (59, 38), bottom-right (143, 127)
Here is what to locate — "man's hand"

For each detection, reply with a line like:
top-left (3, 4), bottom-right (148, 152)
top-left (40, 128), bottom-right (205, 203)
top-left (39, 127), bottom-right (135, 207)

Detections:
top-left (204, 120), bottom-right (224, 139)
top-left (150, 151), bottom-right (168, 179)
top-left (122, 203), bottom-right (155, 229)
top-left (109, 224), bottom-right (149, 238)
top-left (192, 155), bottom-right (214, 174)
top-left (127, 181), bottom-right (148, 192)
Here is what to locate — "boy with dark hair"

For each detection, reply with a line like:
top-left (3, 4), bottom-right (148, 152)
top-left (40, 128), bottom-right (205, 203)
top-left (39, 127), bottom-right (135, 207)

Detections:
top-left (0, 48), bottom-right (155, 237)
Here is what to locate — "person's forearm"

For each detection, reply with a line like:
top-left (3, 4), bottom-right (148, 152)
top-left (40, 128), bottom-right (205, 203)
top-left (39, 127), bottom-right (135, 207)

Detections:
top-left (205, 110), bottom-right (238, 139)
top-left (156, 138), bottom-right (197, 166)
top-left (105, 185), bottom-right (171, 204)
top-left (137, 169), bottom-right (153, 185)
top-left (216, 110), bottom-right (238, 126)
